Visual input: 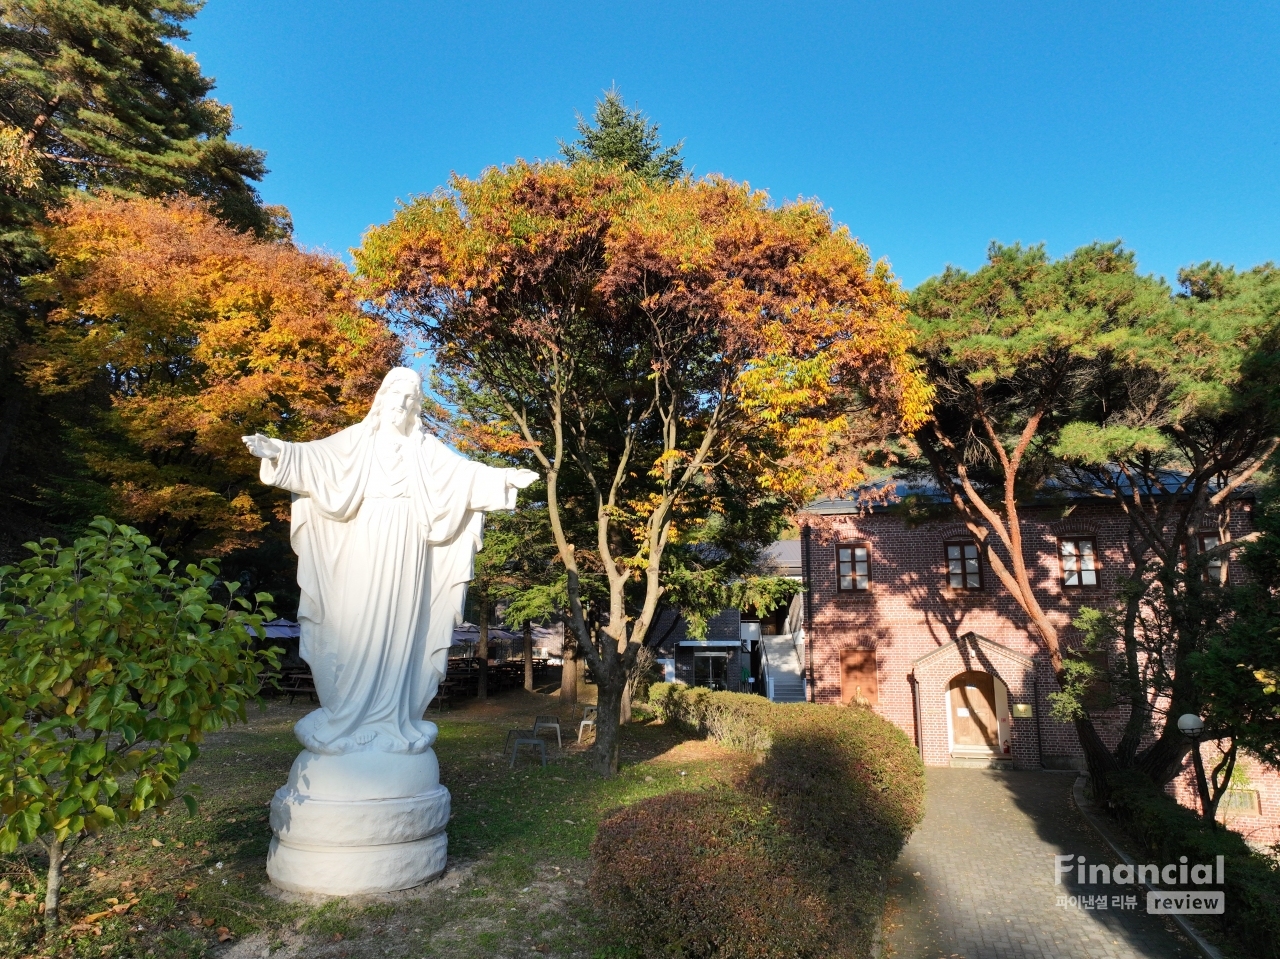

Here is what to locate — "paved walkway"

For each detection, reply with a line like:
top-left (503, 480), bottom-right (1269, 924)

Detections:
top-left (884, 768), bottom-right (1199, 959)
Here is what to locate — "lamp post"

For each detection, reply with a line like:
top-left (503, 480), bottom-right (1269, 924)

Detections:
top-left (1177, 713), bottom-right (1204, 739)
top-left (1178, 713), bottom-right (1216, 828)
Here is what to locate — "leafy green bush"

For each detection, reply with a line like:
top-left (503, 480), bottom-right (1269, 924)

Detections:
top-left (0, 518), bottom-right (279, 929)
top-left (1106, 770), bottom-right (1280, 959)
top-left (591, 685), bottom-right (925, 958)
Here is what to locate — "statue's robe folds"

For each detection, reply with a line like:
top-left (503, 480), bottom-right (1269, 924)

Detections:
top-left (261, 423), bottom-right (513, 755)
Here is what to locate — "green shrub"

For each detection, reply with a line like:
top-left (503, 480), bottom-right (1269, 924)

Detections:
top-left (593, 789), bottom-right (834, 958)
top-left (591, 685), bottom-right (925, 959)
top-left (1106, 770), bottom-right (1280, 959)
top-left (0, 518), bottom-right (279, 930)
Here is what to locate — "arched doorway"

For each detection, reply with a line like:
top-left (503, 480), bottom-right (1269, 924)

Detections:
top-left (946, 671), bottom-right (1011, 757)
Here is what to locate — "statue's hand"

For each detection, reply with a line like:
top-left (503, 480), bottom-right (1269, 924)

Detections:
top-left (506, 468), bottom-right (539, 490)
top-left (242, 433), bottom-right (283, 460)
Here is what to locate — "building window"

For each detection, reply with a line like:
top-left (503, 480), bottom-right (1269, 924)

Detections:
top-left (945, 541), bottom-right (982, 590)
top-left (1059, 538), bottom-right (1099, 588)
top-left (837, 544), bottom-right (870, 591)
top-left (1199, 533), bottom-right (1226, 584)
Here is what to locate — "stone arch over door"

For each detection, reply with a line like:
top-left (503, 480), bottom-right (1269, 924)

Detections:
top-left (912, 632), bottom-right (1040, 769)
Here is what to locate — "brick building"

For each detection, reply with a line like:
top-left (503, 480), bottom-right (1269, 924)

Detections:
top-left (794, 480), bottom-right (1280, 846)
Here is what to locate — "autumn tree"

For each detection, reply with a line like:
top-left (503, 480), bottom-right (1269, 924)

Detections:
top-left (358, 161), bottom-right (927, 776)
top-left (19, 194), bottom-right (399, 596)
top-left (1, 0), bottom-right (275, 551)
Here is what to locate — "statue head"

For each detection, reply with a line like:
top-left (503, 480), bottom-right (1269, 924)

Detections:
top-left (365, 368), bottom-right (424, 436)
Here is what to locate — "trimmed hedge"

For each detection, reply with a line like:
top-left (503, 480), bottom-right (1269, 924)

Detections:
top-left (1106, 771), bottom-right (1280, 959)
top-left (590, 684), bottom-right (925, 959)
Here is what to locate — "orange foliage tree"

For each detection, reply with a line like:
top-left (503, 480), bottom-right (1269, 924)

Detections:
top-left (21, 194), bottom-right (400, 580)
top-left (359, 161), bottom-right (928, 775)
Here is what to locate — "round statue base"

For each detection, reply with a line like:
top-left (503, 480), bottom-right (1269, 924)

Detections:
top-left (267, 749), bottom-right (449, 896)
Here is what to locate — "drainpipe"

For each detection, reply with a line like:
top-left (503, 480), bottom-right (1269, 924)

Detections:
top-left (1035, 663), bottom-right (1046, 768)
top-left (910, 672), bottom-right (925, 762)
top-left (801, 523), bottom-right (814, 701)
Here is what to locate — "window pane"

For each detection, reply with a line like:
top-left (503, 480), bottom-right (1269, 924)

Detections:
top-left (854, 546), bottom-right (869, 587)
top-left (837, 547), bottom-right (852, 587)
top-left (947, 543), bottom-right (978, 589)
top-left (1079, 541), bottom-right (1096, 585)
top-left (1202, 536), bottom-right (1223, 582)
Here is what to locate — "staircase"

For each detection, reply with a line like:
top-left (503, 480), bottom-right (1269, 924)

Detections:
top-left (761, 634), bottom-right (807, 703)
top-left (949, 753), bottom-right (1014, 770)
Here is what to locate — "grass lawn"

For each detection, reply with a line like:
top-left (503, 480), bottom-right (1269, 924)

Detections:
top-left (1, 690), bottom-right (744, 959)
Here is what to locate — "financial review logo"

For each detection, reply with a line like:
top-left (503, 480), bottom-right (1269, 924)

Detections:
top-left (1054, 853), bottom-right (1225, 915)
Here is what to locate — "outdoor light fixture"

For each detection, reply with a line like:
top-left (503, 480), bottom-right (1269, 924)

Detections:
top-left (1177, 713), bottom-right (1205, 739)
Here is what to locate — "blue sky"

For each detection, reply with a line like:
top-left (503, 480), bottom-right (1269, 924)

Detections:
top-left (183, 0), bottom-right (1279, 289)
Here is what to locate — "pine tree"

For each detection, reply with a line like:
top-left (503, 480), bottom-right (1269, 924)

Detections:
top-left (0, 0), bottom-right (269, 238)
top-left (559, 87), bottom-right (685, 183)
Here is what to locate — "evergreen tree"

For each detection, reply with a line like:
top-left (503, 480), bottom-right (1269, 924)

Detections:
top-left (559, 87), bottom-right (685, 183)
top-left (0, 0), bottom-right (270, 242)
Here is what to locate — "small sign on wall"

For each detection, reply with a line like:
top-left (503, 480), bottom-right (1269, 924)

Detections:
top-left (954, 707), bottom-right (969, 717)
top-left (1012, 703), bottom-right (1033, 718)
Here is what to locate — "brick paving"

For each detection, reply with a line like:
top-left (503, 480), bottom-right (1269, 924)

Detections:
top-left (883, 768), bottom-right (1199, 959)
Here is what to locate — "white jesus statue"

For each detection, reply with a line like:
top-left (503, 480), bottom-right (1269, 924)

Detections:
top-left (242, 367), bottom-right (535, 895)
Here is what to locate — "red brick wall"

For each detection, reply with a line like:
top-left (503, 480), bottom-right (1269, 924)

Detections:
top-left (801, 501), bottom-right (1256, 776)
top-left (1166, 748), bottom-right (1280, 849)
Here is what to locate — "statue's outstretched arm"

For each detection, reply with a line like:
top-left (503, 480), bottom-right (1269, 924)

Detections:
top-left (242, 433), bottom-right (283, 460)
top-left (505, 468), bottom-right (539, 490)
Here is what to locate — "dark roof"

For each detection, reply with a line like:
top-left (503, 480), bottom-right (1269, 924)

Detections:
top-left (755, 539), bottom-right (802, 576)
top-left (805, 466), bottom-right (1244, 516)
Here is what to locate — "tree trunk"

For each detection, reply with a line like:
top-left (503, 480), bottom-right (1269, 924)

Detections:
top-left (43, 836), bottom-right (64, 933)
top-left (523, 621), bottom-right (534, 692)
top-left (1113, 580), bottom-right (1149, 767)
top-left (476, 599), bottom-right (489, 701)
top-left (1076, 718), bottom-right (1120, 800)
top-left (620, 676), bottom-right (633, 725)
top-left (1135, 727), bottom-right (1191, 786)
top-left (0, 383), bottom-right (22, 472)
top-left (593, 669), bottom-right (625, 776)
top-left (1188, 740), bottom-right (1216, 828)
top-left (1189, 738), bottom-right (1237, 828)
top-left (559, 635), bottom-right (579, 707)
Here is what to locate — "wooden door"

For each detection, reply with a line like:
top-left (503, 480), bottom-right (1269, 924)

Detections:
top-left (948, 671), bottom-right (999, 751)
top-left (840, 649), bottom-right (878, 706)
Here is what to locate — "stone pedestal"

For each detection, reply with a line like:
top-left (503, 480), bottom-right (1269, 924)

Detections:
top-left (266, 748), bottom-right (449, 895)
